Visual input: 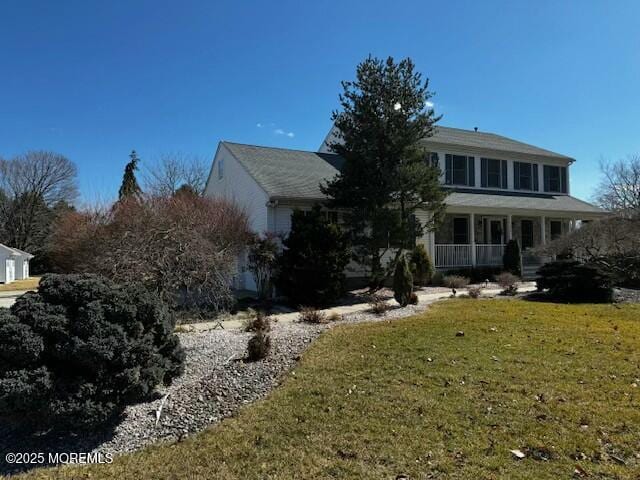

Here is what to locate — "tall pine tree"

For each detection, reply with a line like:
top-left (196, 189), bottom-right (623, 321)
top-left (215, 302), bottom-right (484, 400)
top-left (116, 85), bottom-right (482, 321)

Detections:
top-left (322, 56), bottom-right (447, 287)
top-left (118, 150), bottom-right (143, 200)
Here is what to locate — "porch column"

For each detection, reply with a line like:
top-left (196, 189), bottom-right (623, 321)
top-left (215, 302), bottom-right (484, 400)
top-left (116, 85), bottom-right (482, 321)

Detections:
top-left (506, 214), bottom-right (513, 241)
top-left (428, 230), bottom-right (435, 261)
top-left (470, 212), bottom-right (476, 266)
top-left (540, 215), bottom-right (546, 245)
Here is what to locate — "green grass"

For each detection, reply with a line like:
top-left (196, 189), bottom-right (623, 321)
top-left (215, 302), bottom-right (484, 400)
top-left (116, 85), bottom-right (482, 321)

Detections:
top-left (14, 299), bottom-right (640, 479)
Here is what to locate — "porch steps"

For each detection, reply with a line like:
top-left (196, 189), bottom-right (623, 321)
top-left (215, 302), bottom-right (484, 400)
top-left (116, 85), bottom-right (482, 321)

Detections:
top-left (521, 264), bottom-right (541, 281)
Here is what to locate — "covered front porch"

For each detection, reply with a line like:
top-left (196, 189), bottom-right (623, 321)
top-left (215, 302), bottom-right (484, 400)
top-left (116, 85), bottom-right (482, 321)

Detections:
top-left (427, 212), bottom-right (576, 269)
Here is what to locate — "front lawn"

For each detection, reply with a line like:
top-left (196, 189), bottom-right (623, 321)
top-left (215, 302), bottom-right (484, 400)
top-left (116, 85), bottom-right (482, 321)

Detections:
top-left (13, 299), bottom-right (640, 479)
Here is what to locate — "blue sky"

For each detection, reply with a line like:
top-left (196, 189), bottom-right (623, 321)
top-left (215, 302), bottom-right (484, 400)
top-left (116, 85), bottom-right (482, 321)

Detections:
top-left (1, 0), bottom-right (639, 203)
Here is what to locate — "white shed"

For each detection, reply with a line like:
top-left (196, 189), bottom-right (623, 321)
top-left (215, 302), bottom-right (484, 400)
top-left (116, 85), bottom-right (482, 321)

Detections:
top-left (0, 244), bottom-right (33, 284)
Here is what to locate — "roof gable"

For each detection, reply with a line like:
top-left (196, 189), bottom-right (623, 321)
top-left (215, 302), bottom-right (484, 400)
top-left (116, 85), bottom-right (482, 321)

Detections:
top-left (222, 142), bottom-right (343, 200)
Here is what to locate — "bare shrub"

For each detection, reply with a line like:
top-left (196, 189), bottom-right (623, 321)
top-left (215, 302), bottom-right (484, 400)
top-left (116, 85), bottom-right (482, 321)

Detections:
top-left (495, 272), bottom-right (520, 295)
top-left (48, 195), bottom-right (249, 311)
top-left (299, 307), bottom-right (328, 324)
top-left (368, 295), bottom-right (389, 315)
top-left (540, 216), bottom-right (640, 287)
top-left (247, 233), bottom-right (279, 301)
top-left (327, 312), bottom-right (343, 322)
top-left (467, 286), bottom-right (482, 299)
top-left (243, 311), bottom-right (272, 332)
top-left (443, 275), bottom-right (469, 295)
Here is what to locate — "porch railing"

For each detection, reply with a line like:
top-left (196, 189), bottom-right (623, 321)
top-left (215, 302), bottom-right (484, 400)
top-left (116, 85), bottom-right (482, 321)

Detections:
top-left (435, 244), bottom-right (472, 268)
top-left (475, 244), bottom-right (505, 266)
top-left (435, 244), bottom-right (505, 268)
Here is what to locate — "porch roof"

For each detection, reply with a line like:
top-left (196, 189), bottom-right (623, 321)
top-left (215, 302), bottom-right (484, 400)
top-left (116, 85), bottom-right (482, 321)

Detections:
top-left (445, 188), bottom-right (606, 217)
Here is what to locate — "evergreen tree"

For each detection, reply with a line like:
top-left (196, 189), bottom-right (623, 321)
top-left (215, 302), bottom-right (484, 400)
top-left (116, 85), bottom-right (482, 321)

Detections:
top-left (118, 150), bottom-right (143, 199)
top-left (276, 206), bottom-right (350, 306)
top-left (393, 254), bottom-right (413, 307)
top-left (322, 56), bottom-right (447, 287)
top-left (503, 239), bottom-right (522, 276)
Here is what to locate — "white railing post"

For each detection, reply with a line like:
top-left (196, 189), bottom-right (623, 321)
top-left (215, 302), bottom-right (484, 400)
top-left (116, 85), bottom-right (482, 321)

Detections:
top-left (507, 214), bottom-right (513, 241)
top-left (470, 213), bottom-right (476, 266)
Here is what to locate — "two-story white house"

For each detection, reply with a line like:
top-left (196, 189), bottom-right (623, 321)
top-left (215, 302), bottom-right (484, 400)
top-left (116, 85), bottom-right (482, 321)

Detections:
top-left (205, 126), bottom-right (606, 290)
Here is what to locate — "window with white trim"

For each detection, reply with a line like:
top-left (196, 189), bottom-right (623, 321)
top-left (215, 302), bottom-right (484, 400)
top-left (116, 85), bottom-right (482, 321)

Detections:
top-left (481, 158), bottom-right (508, 189)
top-left (445, 154), bottom-right (475, 187)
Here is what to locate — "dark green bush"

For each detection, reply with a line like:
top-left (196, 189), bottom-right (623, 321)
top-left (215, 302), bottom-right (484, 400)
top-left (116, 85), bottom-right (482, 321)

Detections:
top-left (247, 330), bottom-right (271, 361)
top-left (0, 274), bottom-right (185, 431)
top-left (503, 239), bottom-right (522, 276)
top-left (408, 244), bottom-right (433, 286)
top-left (276, 206), bottom-right (350, 307)
top-left (536, 260), bottom-right (613, 303)
top-left (393, 256), bottom-right (413, 307)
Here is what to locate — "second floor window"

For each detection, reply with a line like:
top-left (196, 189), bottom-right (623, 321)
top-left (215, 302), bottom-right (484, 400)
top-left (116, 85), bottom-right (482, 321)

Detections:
top-left (514, 161), bottom-right (539, 191)
top-left (445, 154), bottom-right (475, 187)
top-left (544, 165), bottom-right (568, 193)
top-left (481, 158), bottom-right (508, 189)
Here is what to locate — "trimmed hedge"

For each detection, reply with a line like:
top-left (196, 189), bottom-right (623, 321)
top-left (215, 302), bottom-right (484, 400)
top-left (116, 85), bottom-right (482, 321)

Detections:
top-left (536, 260), bottom-right (613, 303)
top-left (0, 274), bottom-right (185, 430)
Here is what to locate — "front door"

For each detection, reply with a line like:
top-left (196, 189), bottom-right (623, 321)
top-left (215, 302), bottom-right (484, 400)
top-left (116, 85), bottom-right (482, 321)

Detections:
top-left (521, 220), bottom-right (534, 250)
top-left (489, 219), bottom-right (503, 244)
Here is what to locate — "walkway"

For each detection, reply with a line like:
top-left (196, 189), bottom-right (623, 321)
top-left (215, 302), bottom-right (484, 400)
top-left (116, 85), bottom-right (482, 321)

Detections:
top-left (190, 282), bottom-right (538, 331)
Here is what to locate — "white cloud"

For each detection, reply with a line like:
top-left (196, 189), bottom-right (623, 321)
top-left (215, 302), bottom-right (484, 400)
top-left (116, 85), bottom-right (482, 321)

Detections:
top-left (426, 101), bottom-right (434, 108)
top-left (274, 128), bottom-right (295, 138)
top-left (257, 122), bottom-right (294, 138)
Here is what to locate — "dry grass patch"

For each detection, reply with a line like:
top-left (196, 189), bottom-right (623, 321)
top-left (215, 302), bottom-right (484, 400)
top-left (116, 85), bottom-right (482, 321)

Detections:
top-left (0, 276), bottom-right (40, 292)
top-left (12, 299), bottom-right (640, 479)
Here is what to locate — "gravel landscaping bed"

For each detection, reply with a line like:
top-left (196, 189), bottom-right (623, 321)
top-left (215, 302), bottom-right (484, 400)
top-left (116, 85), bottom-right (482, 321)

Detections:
top-left (613, 287), bottom-right (640, 303)
top-left (0, 297), bottom-right (438, 476)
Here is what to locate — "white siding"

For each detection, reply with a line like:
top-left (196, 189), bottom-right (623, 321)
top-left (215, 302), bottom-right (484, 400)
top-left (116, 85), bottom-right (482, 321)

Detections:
top-left (204, 143), bottom-right (270, 234)
top-left (204, 143), bottom-right (271, 290)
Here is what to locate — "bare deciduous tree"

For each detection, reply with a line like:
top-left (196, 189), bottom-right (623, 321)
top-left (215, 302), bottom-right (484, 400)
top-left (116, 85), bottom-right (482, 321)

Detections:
top-left (541, 217), bottom-right (640, 287)
top-left (143, 153), bottom-right (209, 197)
top-left (0, 151), bottom-right (78, 205)
top-left (595, 155), bottom-right (640, 218)
top-left (0, 151), bottom-right (78, 255)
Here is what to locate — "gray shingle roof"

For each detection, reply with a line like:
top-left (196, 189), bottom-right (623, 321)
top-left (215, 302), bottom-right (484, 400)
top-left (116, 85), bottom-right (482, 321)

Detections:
top-left (223, 142), bottom-right (343, 200)
top-left (424, 126), bottom-right (573, 161)
top-left (445, 188), bottom-right (605, 215)
top-left (0, 243), bottom-right (33, 258)
top-left (221, 141), bottom-right (602, 216)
